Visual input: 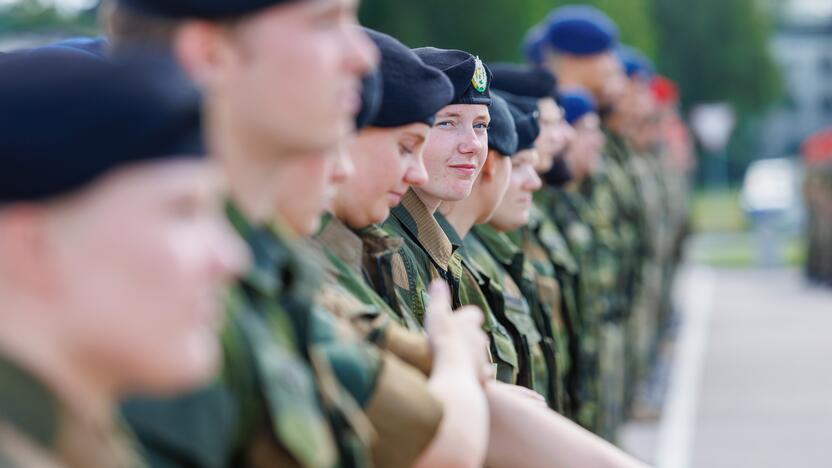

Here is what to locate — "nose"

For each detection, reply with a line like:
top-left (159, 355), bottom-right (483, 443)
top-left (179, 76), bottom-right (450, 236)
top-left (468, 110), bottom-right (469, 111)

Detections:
top-left (526, 166), bottom-right (543, 192)
top-left (458, 126), bottom-right (484, 156)
top-left (330, 146), bottom-right (355, 185)
top-left (343, 25), bottom-right (380, 77)
top-left (404, 152), bottom-right (429, 187)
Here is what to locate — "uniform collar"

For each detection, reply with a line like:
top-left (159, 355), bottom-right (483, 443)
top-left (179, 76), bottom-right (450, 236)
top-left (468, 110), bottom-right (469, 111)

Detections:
top-left (315, 214), bottom-right (364, 276)
top-left (0, 354), bottom-right (60, 449)
top-left (472, 224), bottom-right (521, 266)
top-left (226, 200), bottom-right (317, 302)
top-left (391, 189), bottom-right (454, 270)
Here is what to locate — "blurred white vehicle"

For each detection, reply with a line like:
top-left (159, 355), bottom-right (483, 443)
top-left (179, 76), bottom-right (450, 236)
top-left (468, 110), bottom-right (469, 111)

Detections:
top-left (740, 157), bottom-right (804, 265)
top-left (741, 157), bottom-right (804, 229)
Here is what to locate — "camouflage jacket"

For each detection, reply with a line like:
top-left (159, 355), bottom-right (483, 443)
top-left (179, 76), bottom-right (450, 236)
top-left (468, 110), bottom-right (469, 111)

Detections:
top-left (0, 354), bottom-right (143, 468)
top-left (468, 224), bottom-right (563, 411)
top-left (123, 203), bottom-right (371, 468)
top-left (381, 189), bottom-right (459, 322)
top-left (432, 213), bottom-right (521, 385)
top-left (310, 215), bottom-right (445, 468)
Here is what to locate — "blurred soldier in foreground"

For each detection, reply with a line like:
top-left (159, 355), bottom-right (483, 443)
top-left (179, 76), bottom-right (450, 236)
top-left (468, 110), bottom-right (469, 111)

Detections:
top-left (0, 49), bottom-right (247, 467)
top-left (105, 0), bottom-right (386, 466)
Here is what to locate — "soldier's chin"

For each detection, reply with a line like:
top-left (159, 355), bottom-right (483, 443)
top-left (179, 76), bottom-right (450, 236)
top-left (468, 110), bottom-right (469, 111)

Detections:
top-left (140, 333), bottom-right (221, 396)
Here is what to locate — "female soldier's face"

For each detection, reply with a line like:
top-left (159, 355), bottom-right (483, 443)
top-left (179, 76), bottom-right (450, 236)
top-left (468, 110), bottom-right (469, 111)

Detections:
top-left (418, 104), bottom-right (490, 205)
top-left (208, 0), bottom-right (379, 155)
top-left (489, 149), bottom-right (543, 232)
top-left (334, 123), bottom-right (430, 228)
top-left (51, 159), bottom-right (249, 395)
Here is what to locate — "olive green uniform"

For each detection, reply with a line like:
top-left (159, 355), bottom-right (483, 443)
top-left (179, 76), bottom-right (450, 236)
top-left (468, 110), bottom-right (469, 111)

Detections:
top-left (124, 204), bottom-right (372, 468)
top-left (468, 224), bottom-right (564, 411)
top-left (379, 189), bottom-right (521, 383)
top-left (0, 355), bottom-right (143, 468)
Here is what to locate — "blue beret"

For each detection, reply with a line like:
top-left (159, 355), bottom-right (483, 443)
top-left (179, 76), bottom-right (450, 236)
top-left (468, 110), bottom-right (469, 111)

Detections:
top-left (40, 36), bottom-right (109, 59)
top-left (618, 46), bottom-right (654, 80)
top-left (560, 90), bottom-right (597, 125)
top-left (365, 29), bottom-right (454, 128)
top-left (523, 24), bottom-right (547, 65)
top-left (117, 0), bottom-right (295, 19)
top-left (487, 93), bottom-right (518, 157)
top-left (0, 49), bottom-right (203, 203)
top-left (543, 6), bottom-right (619, 56)
top-left (355, 68), bottom-right (383, 130)
top-left (506, 100), bottom-right (540, 152)
top-left (491, 63), bottom-right (557, 99)
top-left (413, 47), bottom-right (492, 107)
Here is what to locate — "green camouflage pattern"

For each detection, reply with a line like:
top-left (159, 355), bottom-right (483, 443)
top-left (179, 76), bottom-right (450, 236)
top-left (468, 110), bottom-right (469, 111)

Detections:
top-left (124, 203), bottom-right (371, 468)
top-left (0, 354), bottom-right (144, 468)
top-left (468, 224), bottom-right (564, 411)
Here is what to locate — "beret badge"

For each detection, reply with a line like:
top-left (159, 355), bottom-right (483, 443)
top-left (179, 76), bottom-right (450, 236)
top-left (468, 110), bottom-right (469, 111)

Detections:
top-left (471, 56), bottom-right (488, 93)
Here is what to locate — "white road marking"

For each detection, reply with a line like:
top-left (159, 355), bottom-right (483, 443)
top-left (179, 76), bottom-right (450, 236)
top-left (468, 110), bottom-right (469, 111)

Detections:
top-left (655, 266), bottom-right (717, 468)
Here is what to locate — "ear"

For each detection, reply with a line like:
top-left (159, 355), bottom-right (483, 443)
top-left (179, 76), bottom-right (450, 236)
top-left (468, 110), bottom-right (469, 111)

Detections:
top-left (174, 21), bottom-right (229, 90)
top-left (0, 206), bottom-right (59, 297)
top-left (479, 150), bottom-right (498, 181)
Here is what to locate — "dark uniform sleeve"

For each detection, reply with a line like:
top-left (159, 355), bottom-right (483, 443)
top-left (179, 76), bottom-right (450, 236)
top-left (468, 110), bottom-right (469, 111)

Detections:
top-left (121, 385), bottom-right (237, 468)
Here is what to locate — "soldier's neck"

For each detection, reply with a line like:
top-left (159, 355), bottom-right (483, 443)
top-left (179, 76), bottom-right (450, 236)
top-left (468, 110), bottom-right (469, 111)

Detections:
top-left (438, 200), bottom-right (481, 239)
top-left (411, 188), bottom-right (442, 214)
top-left (208, 109), bottom-right (291, 225)
top-left (0, 297), bottom-right (116, 427)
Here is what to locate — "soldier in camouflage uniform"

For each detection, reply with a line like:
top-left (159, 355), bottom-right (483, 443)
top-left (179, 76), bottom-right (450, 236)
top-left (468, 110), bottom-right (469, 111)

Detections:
top-left (466, 97), bottom-right (567, 411)
top-left (0, 50), bottom-right (247, 467)
top-left (377, 48), bottom-right (530, 385)
top-left (106, 0), bottom-right (392, 466)
top-left (488, 63), bottom-right (587, 422)
top-left (529, 6), bottom-right (643, 439)
top-left (310, 29), bottom-right (493, 467)
top-left (436, 92), bottom-right (557, 401)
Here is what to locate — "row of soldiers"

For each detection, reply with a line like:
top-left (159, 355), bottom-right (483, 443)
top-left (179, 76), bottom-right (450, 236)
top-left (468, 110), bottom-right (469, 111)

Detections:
top-left (0, 0), bottom-right (693, 466)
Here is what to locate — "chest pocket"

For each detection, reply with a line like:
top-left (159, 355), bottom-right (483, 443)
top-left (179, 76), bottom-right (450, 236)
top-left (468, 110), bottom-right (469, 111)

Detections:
top-left (489, 321), bottom-right (520, 384)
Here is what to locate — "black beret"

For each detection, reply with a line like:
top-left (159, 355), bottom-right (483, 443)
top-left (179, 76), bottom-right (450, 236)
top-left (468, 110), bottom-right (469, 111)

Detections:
top-left (487, 93), bottom-right (518, 157)
top-left (490, 63), bottom-right (558, 99)
top-left (365, 29), bottom-right (453, 128)
top-left (499, 91), bottom-right (541, 115)
top-left (543, 156), bottom-right (573, 187)
top-left (0, 48), bottom-right (203, 203)
top-left (506, 100), bottom-right (541, 152)
top-left (355, 67), bottom-right (383, 130)
top-left (117, 0), bottom-right (293, 19)
top-left (413, 47), bottom-right (492, 107)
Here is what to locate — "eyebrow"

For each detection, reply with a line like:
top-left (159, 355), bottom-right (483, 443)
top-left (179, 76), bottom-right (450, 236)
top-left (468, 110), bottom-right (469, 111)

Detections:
top-left (436, 112), bottom-right (462, 119)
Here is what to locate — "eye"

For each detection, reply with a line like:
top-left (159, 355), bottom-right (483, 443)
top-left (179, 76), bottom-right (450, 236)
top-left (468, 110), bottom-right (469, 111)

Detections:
top-left (474, 122), bottom-right (489, 131)
top-left (398, 144), bottom-right (414, 157)
top-left (435, 120), bottom-right (454, 128)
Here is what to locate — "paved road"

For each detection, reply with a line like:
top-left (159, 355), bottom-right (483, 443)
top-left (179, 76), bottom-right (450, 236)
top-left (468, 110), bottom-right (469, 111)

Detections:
top-left (624, 266), bottom-right (832, 468)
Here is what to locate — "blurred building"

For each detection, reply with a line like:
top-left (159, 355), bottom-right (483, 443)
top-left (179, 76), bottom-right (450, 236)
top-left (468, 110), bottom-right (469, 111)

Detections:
top-left (759, 0), bottom-right (832, 158)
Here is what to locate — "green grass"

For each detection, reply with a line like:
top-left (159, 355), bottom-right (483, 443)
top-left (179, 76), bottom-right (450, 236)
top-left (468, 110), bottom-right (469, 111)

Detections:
top-left (688, 189), bottom-right (806, 268)
top-left (691, 189), bottom-right (748, 234)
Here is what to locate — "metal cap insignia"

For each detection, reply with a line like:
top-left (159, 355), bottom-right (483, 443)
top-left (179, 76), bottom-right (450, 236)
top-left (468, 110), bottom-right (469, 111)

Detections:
top-left (471, 56), bottom-right (488, 93)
